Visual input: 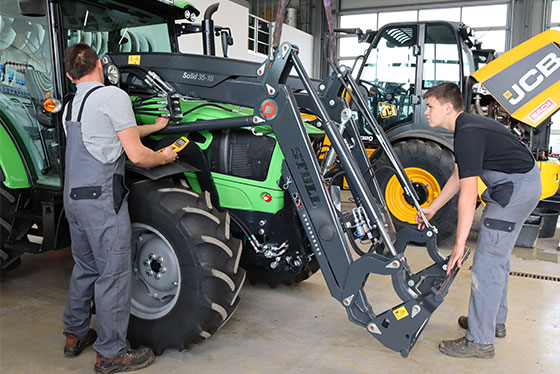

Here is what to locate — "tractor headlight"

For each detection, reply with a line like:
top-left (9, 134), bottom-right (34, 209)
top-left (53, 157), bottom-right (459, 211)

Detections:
top-left (184, 10), bottom-right (190, 20)
top-left (189, 12), bottom-right (196, 22)
top-left (103, 63), bottom-right (120, 86)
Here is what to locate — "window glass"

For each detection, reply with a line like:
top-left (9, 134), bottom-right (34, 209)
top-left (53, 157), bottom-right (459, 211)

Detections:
top-left (461, 4), bottom-right (508, 28)
top-left (474, 29), bottom-right (507, 53)
top-left (340, 13), bottom-right (377, 31)
top-left (339, 36), bottom-right (367, 57)
top-left (462, 42), bottom-right (475, 77)
top-left (423, 24), bottom-right (460, 88)
top-left (378, 11), bottom-right (417, 28)
top-left (418, 8), bottom-right (460, 22)
top-left (61, 0), bottom-right (173, 55)
top-left (359, 25), bottom-right (417, 131)
top-left (0, 0), bottom-right (60, 186)
top-left (551, 1), bottom-right (560, 24)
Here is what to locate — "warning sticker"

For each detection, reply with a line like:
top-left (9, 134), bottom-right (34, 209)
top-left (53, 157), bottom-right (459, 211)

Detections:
top-left (393, 306), bottom-right (409, 320)
top-left (128, 55), bottom-right (141, 65)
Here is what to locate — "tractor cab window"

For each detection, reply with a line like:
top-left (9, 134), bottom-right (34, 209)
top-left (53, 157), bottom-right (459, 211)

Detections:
top-left (422, 24), bottom-right (461, 88)
top-left (358, 25), bottom-right (417, 133)
top-left (0, 0), bottom-right (60, 187)
top-left (60, 0), bottom-right (175, 57)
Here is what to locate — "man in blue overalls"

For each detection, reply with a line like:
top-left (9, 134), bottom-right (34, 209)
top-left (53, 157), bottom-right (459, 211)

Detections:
top-left (417, 82), bottom-right (541, 358)
top-left (62, 43), bottom-right (177, 373)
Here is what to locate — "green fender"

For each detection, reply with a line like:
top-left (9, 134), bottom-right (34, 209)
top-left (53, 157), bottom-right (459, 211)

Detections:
top-left (0, 125), bottom-right (30, 189)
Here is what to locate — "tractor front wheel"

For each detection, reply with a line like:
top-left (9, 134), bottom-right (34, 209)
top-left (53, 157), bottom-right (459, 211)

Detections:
top-left (127, 179), bottom-right (245, 354)
top-left (0, 185), bottom-right (31, 275)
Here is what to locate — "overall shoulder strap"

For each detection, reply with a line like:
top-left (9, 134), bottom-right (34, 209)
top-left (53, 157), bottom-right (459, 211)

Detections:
top-left (74, 85), bottom-right (105, 122)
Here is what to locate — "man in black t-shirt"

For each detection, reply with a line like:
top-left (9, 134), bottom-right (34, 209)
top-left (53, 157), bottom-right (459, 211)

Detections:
top-left (416, 82), bottom-right (541, 359)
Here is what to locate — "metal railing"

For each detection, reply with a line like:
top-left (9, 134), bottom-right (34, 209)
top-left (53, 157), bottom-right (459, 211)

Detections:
top-left (248, 14), bottom-right (271, 56)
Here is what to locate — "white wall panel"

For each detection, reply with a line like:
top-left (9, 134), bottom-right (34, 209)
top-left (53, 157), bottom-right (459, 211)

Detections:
top-left (178, 0), bottom-right (313, 75)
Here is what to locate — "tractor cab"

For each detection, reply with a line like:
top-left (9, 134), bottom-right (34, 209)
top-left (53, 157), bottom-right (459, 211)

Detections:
top-left (0, 0), bottom-right (199, 256)
top-left (0, 0), bottom-right (198, 191)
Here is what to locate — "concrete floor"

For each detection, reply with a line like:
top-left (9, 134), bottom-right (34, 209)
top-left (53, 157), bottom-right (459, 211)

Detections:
top-left (1, 209), bottom-right (559, 374)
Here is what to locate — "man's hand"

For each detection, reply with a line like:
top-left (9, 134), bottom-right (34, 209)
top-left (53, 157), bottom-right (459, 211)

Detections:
top-left (416, 205), bottom-right (437, 229)
top-left (447, 243), bottom-right (465, 275)
top-left (154, 116), bottom-right (171, 132)
top-left (160, 146), bottom-right (177, 164)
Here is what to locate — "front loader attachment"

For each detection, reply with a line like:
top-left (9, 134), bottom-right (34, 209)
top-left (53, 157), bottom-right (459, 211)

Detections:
top-left (267, 45), bottom-right (468, 357)
top-left (104, 43), bottom-right (466, 356)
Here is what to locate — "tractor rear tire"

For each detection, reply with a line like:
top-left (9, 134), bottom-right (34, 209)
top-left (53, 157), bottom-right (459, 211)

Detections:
top-left (374, 139), bottom-right (458, 242)
top-left (127, 179), bottom-right (245, 354)
top-left (0, 185), bottom-right (31, 275)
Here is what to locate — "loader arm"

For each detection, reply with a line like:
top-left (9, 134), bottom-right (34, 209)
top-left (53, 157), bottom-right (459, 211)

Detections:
top-left (105, 44), bottom-right (466, 357)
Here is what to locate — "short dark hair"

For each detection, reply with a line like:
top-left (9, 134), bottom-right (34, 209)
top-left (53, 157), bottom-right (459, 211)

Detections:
top-left (422, 82), bottom-right (464, 112)
top-left (64, 43), bottom-right (99, 80)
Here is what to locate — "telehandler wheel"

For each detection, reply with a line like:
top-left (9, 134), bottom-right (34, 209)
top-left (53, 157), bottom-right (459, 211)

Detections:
top-left (374, 139), bottom-right (458, 241)
top-left (127, 179), bottom-right (245, 355)
top-left (0, 184), bottom-right (31, 275)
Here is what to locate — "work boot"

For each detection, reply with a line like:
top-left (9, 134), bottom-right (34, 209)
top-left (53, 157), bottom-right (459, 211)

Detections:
top-left (439, 337), bottom-right (495, 358)
top-left (64, 329), bottom-right (97, 357)
top-left (458, 316), bottom-right (506, 338)
top-left (94, 347), bottom-right (155, 373)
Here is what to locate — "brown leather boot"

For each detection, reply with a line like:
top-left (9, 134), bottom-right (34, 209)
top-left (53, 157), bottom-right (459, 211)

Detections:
top-left (439, 336), bottom-right (495, 358)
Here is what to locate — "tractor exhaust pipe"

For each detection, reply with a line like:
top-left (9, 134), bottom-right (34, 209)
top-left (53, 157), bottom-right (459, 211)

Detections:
top-left (202, 3), bottom-right (219, 56)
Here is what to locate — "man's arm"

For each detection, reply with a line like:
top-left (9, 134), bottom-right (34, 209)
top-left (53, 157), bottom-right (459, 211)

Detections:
top-left (118, 127), bottom-right (176, 168)
top-left (137, 116), bottom-right (170, 138)
top-left (446, 175), bottom-right (478, 274)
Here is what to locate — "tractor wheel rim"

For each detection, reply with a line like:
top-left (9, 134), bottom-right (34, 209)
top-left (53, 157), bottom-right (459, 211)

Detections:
top-left (130, 223), bottom-right (181, 320)
top-left (385, 167), bottom-right (441, 224)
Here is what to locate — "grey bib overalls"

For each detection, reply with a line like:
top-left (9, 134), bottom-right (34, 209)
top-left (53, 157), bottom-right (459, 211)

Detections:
top-left (62, 86), bottom-right (132, 358)
top-left (466, 163), bottom-right (541, 344)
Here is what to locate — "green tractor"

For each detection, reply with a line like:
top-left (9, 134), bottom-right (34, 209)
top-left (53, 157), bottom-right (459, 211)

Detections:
top-left (0, 0), bottom-right (320, 353)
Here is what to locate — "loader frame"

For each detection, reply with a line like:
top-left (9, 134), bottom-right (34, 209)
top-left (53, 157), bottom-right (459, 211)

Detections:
top-left (106, 43), bottom-right (467, 357)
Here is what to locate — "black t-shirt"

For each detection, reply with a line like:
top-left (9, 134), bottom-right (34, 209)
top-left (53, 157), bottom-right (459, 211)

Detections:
top-left (454, 112), bottom-right (535, 179)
